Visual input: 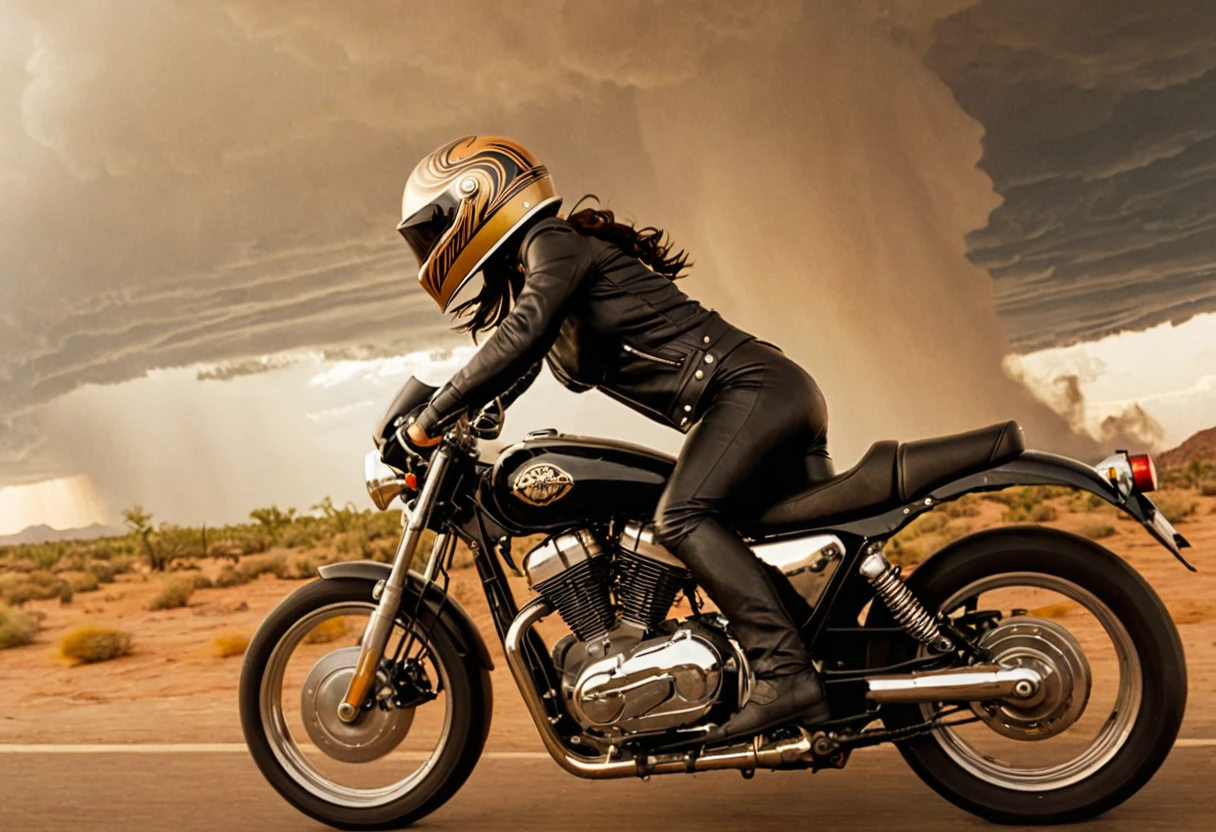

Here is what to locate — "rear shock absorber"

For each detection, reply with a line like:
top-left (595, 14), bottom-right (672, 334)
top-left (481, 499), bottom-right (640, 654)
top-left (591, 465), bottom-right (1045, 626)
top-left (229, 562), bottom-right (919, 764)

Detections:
top-left (860, 546), bottom-right (953, 652)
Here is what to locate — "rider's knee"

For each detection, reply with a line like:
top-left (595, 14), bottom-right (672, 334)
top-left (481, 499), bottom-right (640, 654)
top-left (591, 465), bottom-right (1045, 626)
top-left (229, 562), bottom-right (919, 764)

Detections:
top-left (653, 502), bottom-right (707, 553)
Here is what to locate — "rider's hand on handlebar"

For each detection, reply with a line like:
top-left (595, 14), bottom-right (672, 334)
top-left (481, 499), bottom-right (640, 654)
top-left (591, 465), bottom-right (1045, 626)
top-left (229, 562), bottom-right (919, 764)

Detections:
top-left (406, 421), bottom-right (442, 448)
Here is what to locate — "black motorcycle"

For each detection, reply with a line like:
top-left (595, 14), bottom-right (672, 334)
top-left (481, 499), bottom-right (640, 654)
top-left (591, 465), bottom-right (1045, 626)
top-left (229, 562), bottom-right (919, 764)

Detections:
top-left (240, 377), bottom-right (1191, 829)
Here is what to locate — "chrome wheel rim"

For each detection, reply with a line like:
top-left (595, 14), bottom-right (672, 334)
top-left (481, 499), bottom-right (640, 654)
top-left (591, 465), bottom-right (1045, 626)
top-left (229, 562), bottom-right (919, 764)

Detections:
top-left (924, 572), bottom-right (1142, 792)
top-left (259, 601), bottom-right (452, 808)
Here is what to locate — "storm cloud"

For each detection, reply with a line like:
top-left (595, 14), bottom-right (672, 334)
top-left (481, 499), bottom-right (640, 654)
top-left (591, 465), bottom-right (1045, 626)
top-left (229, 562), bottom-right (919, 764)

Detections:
top-left (3, 0), bottom-right (1204, 516)
top-left (926, 0), bottom-right (1216, 351)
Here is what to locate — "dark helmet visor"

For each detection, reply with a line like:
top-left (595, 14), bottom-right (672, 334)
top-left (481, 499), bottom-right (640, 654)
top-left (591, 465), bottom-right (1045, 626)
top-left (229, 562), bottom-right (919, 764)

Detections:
top-left (398, 192), bottom-right (459, 263)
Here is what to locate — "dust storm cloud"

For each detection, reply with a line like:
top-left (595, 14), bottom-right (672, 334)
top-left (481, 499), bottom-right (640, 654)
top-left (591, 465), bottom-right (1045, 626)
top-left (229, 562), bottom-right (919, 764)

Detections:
top-left (9, 0), bottom-right (1198, 523)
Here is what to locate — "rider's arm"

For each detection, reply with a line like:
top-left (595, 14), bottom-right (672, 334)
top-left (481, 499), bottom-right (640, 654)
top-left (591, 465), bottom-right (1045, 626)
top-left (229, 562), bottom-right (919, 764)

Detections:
top-left (499, 360), bottom-right (544, 410)
top-left (415, 221), bottom-right (592, 435)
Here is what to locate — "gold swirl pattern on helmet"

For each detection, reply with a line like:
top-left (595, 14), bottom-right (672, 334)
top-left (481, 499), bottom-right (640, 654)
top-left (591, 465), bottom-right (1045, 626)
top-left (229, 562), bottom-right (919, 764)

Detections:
top-left (404, 136), bottom-right (559, 309)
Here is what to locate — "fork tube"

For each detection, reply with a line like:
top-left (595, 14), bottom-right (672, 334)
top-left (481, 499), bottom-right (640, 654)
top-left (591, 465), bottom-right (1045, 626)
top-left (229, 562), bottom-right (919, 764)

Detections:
top-left (338, 447), bottom-right (452, 722)
top-left (422, 532), bottom-right (453, 583)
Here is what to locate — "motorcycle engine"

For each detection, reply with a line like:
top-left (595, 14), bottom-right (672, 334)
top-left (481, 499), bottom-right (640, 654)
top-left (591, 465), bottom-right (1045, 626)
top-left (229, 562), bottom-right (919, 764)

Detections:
top-left (523, 523), bottom-right (743, 737)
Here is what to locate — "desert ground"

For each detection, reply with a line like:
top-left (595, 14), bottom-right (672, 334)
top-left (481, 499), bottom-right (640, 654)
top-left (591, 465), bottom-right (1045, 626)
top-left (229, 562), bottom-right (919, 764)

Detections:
top-left (1, 485), bottom-right (1214, 829)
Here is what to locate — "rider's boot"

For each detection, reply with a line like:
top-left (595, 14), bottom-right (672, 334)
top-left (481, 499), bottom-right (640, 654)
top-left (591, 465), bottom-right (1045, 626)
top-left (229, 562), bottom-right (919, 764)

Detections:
top-left (668, 521), bottom-right (831, 743)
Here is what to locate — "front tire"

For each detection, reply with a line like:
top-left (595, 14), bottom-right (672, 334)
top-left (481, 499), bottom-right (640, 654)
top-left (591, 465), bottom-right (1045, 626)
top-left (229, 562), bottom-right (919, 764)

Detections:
top-left (877, 527), bottom-right (1186, 825)
top-left (239, 578), bottom-right (492, 830)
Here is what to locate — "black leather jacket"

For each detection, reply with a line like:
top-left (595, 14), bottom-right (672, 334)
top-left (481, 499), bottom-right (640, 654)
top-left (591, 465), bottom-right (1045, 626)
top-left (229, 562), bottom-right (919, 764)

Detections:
top-left (416, 217), bottom-right (754, 435)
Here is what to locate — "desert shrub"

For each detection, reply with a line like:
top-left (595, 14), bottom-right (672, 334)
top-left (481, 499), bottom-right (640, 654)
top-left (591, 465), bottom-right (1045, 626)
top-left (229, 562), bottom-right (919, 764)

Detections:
top-left (1154, 492), bottom-right (1198, 524)
top-left (192, 573), bottom-right (214, 590)
top-left (1200, 481), bottom-right (1216, 497)
top-left (213, 565), bottom-right (252, 588)
top-left (887, 537), bottom-right (927, 568)
top-left (0, 571), bottom-right (72, 606)
top-left (84, 560), bottom-right (118, 584)
top-left (212, 633), bottom-right (249, 658)
top-left (1069, 492), bottom-right (1106, 513)
top-left (59, 583), bottom-right (73, 604)
top-left (60, 625), bottom-right (133, 664)
top-left (280, 521), bottom-right (325, 550)
top-left (290, 557), bottom-right (317, 579)
top-left (941, 497), bottom-right (981, 518)
top-left (0, 603), bottom-right (38, 649)
top-left (148, 577), bottom-right (196, 611)
top-left (238, 553), bottom-right (287, 581)
top-left (304, 617), bottom-right (349, 644)
top-left (1077, 520), bottom-right (1116, 540)
top-left (62, 571), bottom-right (100, 593)
top-left (336, 531), bottom-right (374, 561)
top-left (999, 488), bottom-right (1058, 522)
top-left (894, 510), bottom-right (948, 542)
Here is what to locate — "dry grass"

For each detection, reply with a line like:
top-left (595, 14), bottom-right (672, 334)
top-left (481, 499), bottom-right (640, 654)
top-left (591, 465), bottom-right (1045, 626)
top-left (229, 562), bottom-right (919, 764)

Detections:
top-left (238, 554), bottom-right (288, 581)
top-left (304, 617), bottom-right (349, 644)
top-left (1076, 520), bottom-right (1116, 540)
top-left (212, 633), bottom-right (250, 658)
top-left (147, 577), bottom-right (196, 611)
top-left (1154, 491), bottom-right (1199, 524)
top-left (0, 603), bottom-right (39, 649)
top-left (213, 565), bottom-right (252, 588)
top-left (59, 625), bottom-right (133, 664)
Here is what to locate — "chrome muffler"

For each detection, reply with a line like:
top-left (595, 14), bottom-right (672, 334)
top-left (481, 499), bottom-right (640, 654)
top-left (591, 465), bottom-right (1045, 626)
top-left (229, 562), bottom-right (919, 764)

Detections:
top-left (504, 597), bottom-right (815, 780)
top-left (865, 664), bottom-right (1042, 704)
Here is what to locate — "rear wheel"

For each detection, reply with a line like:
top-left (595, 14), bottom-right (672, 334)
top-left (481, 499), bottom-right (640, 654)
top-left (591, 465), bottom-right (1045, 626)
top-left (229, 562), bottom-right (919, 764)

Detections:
top-left (239, 578), bottom-right (491, 829)
top-left (876, 527), bottom-right (1186, 824)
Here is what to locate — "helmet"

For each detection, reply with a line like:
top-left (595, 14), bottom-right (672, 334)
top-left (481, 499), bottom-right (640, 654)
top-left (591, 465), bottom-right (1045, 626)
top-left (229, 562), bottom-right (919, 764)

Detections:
top-left (399, 136), bottom-right (562, 310)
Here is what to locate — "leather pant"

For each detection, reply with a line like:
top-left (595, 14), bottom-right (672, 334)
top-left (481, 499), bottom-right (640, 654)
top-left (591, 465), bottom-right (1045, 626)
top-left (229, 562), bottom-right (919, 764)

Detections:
top-left (653, 340), bottom-right (830, 677)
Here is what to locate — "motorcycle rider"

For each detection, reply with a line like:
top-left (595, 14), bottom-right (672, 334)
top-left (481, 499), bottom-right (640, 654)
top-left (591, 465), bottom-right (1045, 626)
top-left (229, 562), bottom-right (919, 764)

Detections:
top-left (399, 135), bottom-right (832, 741)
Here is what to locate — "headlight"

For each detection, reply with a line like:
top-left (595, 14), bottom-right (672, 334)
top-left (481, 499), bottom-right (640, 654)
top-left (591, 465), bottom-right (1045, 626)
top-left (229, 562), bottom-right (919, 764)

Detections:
top-left (365, 451), bottom-right (407, 511)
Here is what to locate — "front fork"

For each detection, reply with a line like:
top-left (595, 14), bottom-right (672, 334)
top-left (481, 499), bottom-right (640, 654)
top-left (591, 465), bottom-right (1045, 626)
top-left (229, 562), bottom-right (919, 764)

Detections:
top-left (337, 446), bottom-right (452, 723)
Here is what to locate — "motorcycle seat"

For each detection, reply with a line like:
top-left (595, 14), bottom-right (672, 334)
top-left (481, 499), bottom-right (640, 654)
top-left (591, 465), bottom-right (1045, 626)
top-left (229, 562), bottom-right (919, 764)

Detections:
top-left (751, 421), bottom-right (1025, 534)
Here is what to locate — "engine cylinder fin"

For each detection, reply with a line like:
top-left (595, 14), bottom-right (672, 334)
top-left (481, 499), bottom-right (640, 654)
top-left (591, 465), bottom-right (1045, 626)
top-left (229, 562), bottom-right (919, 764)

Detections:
top-left (534, 557), bottom-right (616, 641)
top-left (616, 549), bottom-right (687, 630)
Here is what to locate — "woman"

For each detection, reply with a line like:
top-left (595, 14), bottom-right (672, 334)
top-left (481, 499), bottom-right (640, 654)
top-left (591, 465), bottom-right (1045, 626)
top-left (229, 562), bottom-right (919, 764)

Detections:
top-left (399, 136), bottom-right (832, 741)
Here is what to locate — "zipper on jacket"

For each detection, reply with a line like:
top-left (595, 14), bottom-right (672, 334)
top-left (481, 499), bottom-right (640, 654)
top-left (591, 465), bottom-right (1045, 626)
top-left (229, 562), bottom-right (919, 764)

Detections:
top-left (622, 343), bottom-right (683, 368)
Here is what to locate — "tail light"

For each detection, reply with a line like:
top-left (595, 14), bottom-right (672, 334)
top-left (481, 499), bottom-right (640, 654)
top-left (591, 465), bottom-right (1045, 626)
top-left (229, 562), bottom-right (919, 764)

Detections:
top-left (1128, 454), bottom-right (1158, 492)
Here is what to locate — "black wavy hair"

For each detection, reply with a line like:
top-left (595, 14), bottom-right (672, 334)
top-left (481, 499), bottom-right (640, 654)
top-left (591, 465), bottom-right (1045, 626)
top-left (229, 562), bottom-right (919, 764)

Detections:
top-left (451, 195), bottom-right (691, 339)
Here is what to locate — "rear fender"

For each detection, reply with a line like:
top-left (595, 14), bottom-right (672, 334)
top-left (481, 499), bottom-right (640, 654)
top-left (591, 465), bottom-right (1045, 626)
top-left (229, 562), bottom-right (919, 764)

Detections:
top-left (833, 451), bottom-right (1193, 570)
top-left (929, 451), bottom-right (1194, 570)
top-left (318, 561), bottom-right (495, 669)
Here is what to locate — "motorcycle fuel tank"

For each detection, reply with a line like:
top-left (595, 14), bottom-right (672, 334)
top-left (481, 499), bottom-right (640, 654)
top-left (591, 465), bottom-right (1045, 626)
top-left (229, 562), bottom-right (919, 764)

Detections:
top-left (488, 432), bottom-right (675, 534)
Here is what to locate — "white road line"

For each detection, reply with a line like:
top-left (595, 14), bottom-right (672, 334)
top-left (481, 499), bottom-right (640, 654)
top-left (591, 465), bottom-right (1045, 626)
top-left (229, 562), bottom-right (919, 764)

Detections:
top-left (2, 739), bottom-right (1215, 755)
top-left (0, 743), bottom-right (552, 758)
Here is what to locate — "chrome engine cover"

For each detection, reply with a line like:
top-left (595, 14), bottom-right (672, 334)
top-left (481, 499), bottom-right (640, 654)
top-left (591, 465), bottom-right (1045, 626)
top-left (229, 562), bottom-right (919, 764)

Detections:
top-left (567, 626), bottom-right (724, 735)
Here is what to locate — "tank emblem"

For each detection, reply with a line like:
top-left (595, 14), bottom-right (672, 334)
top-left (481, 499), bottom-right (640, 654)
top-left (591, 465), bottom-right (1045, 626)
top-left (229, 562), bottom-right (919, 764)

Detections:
top-left (513, 463), bottom-right (574, 506)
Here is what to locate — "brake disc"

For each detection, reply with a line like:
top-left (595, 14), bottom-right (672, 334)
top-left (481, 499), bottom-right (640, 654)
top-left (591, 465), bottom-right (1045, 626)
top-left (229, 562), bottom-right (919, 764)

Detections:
top-left (971, 616), bottom-right (1092, 741)
top-left (300, 646), bottom-right (414, 763)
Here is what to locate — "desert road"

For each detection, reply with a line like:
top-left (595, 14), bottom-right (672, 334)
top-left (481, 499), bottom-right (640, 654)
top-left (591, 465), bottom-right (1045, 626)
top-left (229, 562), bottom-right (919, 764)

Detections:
top-left (2, 745), bottom-right (1215, 831)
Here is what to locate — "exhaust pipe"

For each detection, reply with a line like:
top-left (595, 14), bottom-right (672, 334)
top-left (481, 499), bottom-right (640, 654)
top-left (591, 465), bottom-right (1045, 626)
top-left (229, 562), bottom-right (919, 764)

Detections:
top-left (866, 664), bottom-right (1042, 704)
top-left (504, 597), bottom-right (815, 779)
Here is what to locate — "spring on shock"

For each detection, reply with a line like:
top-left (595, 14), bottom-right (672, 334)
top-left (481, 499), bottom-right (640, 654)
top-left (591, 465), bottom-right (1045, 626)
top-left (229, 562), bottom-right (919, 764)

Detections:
top-left (860, 549), bottom-right (947, 647)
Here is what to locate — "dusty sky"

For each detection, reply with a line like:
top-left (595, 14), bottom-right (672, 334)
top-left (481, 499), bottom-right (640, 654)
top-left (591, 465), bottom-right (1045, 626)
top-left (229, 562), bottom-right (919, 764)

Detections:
top-left (1, 1), bottom-right (1214, 533)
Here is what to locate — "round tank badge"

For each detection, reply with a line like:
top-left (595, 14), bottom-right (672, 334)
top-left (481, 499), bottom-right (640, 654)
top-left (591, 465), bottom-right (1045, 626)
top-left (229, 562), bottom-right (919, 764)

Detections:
top-left (512, 463), bottom-right (574, 506)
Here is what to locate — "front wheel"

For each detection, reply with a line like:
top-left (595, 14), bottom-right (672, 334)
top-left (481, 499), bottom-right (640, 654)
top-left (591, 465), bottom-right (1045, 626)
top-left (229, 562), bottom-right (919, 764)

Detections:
top-left (239, 577), bottom-right (491, 830)
top-left (877, 527), bottom-right (1186, 825)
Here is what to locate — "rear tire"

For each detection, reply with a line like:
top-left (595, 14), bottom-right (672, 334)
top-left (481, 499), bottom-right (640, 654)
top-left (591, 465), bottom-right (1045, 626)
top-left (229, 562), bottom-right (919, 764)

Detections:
top-left (875, 527), bottom-right (1186, 824)
top-left (239, 578), bottom-right (492, 830)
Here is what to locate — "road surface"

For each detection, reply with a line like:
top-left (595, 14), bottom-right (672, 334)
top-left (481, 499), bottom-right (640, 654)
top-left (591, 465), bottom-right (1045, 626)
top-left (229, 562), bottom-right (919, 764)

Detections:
top-left (2, 745), bottom-right (1213, 830)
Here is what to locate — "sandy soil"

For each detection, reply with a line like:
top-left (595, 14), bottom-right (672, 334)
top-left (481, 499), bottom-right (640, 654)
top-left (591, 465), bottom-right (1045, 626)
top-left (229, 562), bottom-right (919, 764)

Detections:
top-left (1, 492), bottom-right (1214, 750)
